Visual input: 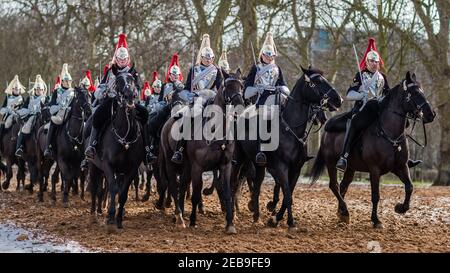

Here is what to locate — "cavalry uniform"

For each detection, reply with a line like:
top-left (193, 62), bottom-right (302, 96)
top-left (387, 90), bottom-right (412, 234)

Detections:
top-left (243, 31), bottom-right (289, 166)
top-left (84, 33), bottom-right (155, 165)
top-left (0, 75), bottom-right (25, 139)
top-left (15, 75), bottom-right (49, 157)
top-left (44, 63), bottom-right (76, 158)
top-left (171, 34), bottom-right (222, 164)
top-left (335, 38), bottom-right (390, 172)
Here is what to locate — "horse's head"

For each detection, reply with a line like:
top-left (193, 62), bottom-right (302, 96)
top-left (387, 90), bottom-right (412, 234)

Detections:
top-left (296, 66), bottom-right (342, 111)
top-left (73, 86), bottom-right (91, 118)
top-left (220, 68), bottom-right (245, 107)
top-left (397, 71), bottom-right (436, 123)
top-left (113, 66), bottom-right (138, 110)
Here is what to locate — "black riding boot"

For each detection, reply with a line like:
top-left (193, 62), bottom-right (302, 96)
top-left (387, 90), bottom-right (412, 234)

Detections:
top-left (141, 122), bottom-right (157, 165)
top-left (336, 119), bottom-right (356, 172)
top-left (171, 139), bottom-right (185, 164)
top-left (407, 159), bottom-right (422, 168)
top-left (148, 137), bottom-right (158, 164)
top-left (85, 127), bottom-right (99, 161)
top-left (44, 123), bottom-right (57, 159)
top-left (15, 132), bottom-right (25, 158)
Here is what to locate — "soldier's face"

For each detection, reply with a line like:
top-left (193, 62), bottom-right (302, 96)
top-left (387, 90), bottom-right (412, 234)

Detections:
top-left (35, 88), bottom-right (43, 96)
top-left (61, 80), bottom-right (71, 88)
top-left (117, 57), bottom-right (129, 68)
top-left (366, 59), bottom-right (380, 73)
top-left (169, 73), bottom-right (179, 82)
top-left (262, 54), bottom-right (274, 64)
top-left (201, 56), bottom-right (213, 67)
top-left (12, 87), bottom-right (19, 95)
top-left (154, 87), bottom-right (161, 94)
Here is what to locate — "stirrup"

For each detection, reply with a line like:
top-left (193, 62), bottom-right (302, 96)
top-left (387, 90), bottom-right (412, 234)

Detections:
top-left (15, 148), bottom-right (24, 158)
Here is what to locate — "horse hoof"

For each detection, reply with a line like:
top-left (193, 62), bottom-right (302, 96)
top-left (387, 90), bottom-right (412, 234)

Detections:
top-left (247, 201), bottom-right (254, 212)
top-left (2, 182), bottom-right (9, 190)
top-left (106, 224), bottom-right (118, 234)
top-left (266, 201), bottom-right (276, 212)
top-left (164, 200), bottom-right (172, 209)
top-left (394, 203), bottom-right (408, 214)
top-left (62, 202), bottom-right (69, 208)
top-left (50, 200), bottom-right (56, 206)
top-left (337, 211), bottom-right (350, 224)
top-left (38, 197), bottom-right (44, 203)
top-left (267, 216), bottom-right (278, 228)
top-left (154, 202), bottom-right (165, 211)
top-left (198, 206), bottom-right (206, 215)
top-left (202, 187), bottom-right (214, 196)
top-left (141, 194), bottom-right (150, 202)
top-left (288, 226), bottom-right (298, 234)
top-left (90, 214), bottom-right (98, 224)
top-left (175, 214), bottom-right (186, 229)
top-left (373, 222), bottom-right (384, 229)
top-left (225, 225), bottom-right (237, 235)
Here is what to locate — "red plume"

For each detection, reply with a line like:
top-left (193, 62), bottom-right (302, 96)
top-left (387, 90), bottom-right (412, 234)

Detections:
top-left (165, 53), bottom-right (183, 83)
top-left (52, 76), bottom-right (61, 93)
top-left (141, 81), bottom-right (151, 100)
top-left (85, 70), bottom-right (96, 92)
top-left (359, 37), bottom-right (384, 70)
top-left (116, 33), bottom-right (128, 51)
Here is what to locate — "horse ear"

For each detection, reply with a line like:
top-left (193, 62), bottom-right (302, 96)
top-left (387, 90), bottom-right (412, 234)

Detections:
top-left (222, 69), bottom-right (229, 80)
top-left (300, 65), bottom-right (308, 74)
top-left (236, 67), bottom-right (242, 78)
top-left (406, 71), bottom-right (412, 83)
top-left (411, 72), bottom-right (417, 82)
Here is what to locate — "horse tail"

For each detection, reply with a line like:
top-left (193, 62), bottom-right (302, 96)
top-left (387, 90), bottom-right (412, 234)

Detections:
top-left (310, 146), bottom-right (325, 185)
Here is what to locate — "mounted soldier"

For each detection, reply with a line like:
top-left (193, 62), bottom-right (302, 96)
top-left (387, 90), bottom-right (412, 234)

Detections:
top-left (140, 81), bottom-right (152, 108)
top-left (243, 31), bottom-right (290, 166)
top-left (171, 34), bottom-right (223, 164)
top-left (80, 70), bottom-right (96, 102)
top-left (84, 33), bottom-right (155, 165)
top-left (43, 64), bottom-right (75, 159)
top-left (159, 54), bottom-right (184, 102)
top-left (0, 75), bottom-right (25, 141)
top-left (15, 75), bottom-right (49, 157)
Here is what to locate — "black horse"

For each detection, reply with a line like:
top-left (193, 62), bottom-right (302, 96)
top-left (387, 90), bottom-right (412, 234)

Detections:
top-left (88, 69), bottom-right (144, 232)
top-left (1, 114), bottom-right (26, 191)
top-left (41, 87), bottom-right (91, 206)
top-left (231, 66), bottom-right (342, 231)
top-left (310, 71), bottom-right (435, 228)
top-left (21, 107), bottom-right (51, 194)
top-left (159, 69), bottom-right (244, 234)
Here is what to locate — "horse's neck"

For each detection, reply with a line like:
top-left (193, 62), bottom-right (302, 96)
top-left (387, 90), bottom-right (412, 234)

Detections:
top-left (282, 88), bottom-right (309, 135)
top-left (379, 95), bottom-right (406, 138)
top-left (113, 104), bottom-right (137, 138)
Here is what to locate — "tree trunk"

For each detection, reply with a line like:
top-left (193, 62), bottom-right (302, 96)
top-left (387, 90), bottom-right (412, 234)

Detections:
top-left (238, 0), bottom-right (258, 72)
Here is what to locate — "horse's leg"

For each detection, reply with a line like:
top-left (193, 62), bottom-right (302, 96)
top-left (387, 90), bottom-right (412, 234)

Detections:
top-left (139, 169), bottom-right (145, 190)
top-left (339, 169), bottom-right (355, 199)
top-left (267, 181), bottom-right (280, 213)
top-left (249, 166), bottom-right (265, 223)
top-left (189, 164), bottom-right (203, 228)
top-left (98, 176), bottom-right (106, 215)
top-left (80, 172), bottom-right (85, 201)
top-left (133, 175), bottom-right (139, 201)
top-left (268, 164), bottom-right (296, 230)
top-left (105, 169), bottom-right (118, 232)
top-left (71, 178), bottom-right (79, 196)
top-left (369, 171), bottom-right (383, 228)
top-left (17, 160), bottom-right (26, 191)
top-left (166, 162), bottom-right (184, 228)
top-left (27, 162), bottom-right (38, 195)
top-left (117, 172), bottom-right (134, 229)
top-left (392, 166), bottom-right (413, 214)
top-left (154, 162), bottom-right (166, 209)
top-left (221, 163), bottom-right (236, 234)
top-left (50, 165), bottom-right (57, 205)
top-left (89, 166), bottom-right (101, 223)
top-left (142, 168), bottom-right (153, 202)
top-left (327, 165), bottom-right (350, 224)
top-left (179, 171), bottom-right (190, 218)
top-left (1, 159), bottom-right (13, 190)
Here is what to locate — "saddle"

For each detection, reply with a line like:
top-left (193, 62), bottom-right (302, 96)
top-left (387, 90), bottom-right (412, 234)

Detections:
top-left (324, 111), bottom-right (353, 132)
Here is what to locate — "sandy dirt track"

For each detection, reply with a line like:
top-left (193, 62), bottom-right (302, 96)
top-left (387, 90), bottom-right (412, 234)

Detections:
top-left (0, 177), bottom-right (449, 253)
